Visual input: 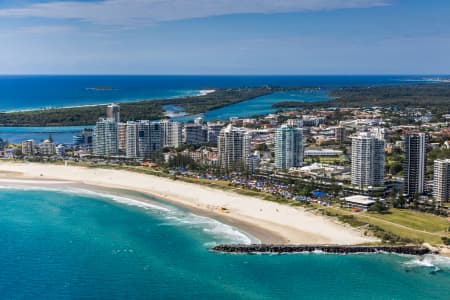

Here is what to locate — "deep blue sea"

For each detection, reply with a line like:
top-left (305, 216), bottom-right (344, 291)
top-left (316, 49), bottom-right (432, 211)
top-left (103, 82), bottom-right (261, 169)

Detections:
top-left (0, 75), bottom-right (428, 112)
top-left (0, 187), bottom-right (449, 299)
top-left (0, 75), bottom-right (438, 144)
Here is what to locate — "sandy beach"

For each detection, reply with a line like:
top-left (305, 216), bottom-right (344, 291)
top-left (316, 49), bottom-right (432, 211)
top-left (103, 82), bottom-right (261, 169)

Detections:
top-left (0, 162), bottom-right (377, 245)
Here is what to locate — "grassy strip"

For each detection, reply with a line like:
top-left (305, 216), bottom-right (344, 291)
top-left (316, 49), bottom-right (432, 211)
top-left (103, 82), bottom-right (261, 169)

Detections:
top-left (317, 205), bottom-right (448, 245)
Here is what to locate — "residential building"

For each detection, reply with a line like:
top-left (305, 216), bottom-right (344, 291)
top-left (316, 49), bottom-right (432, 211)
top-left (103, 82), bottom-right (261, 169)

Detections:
top-left (21, 140), bottom-right (34, 156)
top-left (126, 121), bottom-right (138, 158)
top-left (302, 116), bottom-right (325, 127)
top-left (160, 119), bottom-right (182, 148)
top-left (117, 122), bottom-right (127, 153)
top-left (286, 119), bottom-right (303, 128)
top-left (370, 127), bottom-right (387, 141)
top-left (56, 144), bottom-right (65, 157)
top-left (126, 120), bottom-right (162, 158)
top-left (207, 122), bottom-right (225, 144)
top-left (183, 123), bottom-right (206, 145)
top-left (72, 129), bottom-right (93, 146)
top-left (351, 132), bottom-right (385, 188)
top-left (433, 159), bottom-right (450, 203)
top-left (246, 151), bottom-right (261, 174)
top-left (403, 133), bottom-right (427, 197)
top-left (39, 140), bottom-right (56, 156)
top-left (218, 124), bottom-right (251, 170)
top-left (93, 118), bottom-right (118, 156)
top-left (335, 126), bottom-right (347, 143)
top-left (106, 104), bottom-right (120, 123)
top-left (274, 125), bottom-right (303, 170)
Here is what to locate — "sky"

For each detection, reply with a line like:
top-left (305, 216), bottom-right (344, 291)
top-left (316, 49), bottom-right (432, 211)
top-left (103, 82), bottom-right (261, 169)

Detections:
top-left (0, 0), bottom-right (449, 75)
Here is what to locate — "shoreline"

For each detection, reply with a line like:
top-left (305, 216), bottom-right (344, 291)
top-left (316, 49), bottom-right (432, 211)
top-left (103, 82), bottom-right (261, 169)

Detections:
top-left (0, 162), bottom-right (377, 245)
top-left (0, 89), bottom-right (213, 114)
top-left (0, 178), bottom-right (282, 244)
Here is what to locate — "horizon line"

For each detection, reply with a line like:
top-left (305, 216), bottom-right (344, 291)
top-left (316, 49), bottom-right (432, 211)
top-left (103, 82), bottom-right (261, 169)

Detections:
top-left (0, 73), bottom-right (449, 77)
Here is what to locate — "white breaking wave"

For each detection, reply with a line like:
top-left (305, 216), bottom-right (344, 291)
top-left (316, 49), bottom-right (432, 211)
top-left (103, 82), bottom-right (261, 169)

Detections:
top-left (0, 184), bottom-right (257, 245)
top-left (404, 254), bottom-right (450, 271)
top-left (159, 212), bottom-right (258, 245)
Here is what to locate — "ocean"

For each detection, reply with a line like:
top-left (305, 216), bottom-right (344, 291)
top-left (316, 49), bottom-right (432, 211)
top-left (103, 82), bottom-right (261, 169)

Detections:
top-left (0, 75), bottom-right (428, 112)
top-left (0, 187), bottom-right (448, 299)
top-left (0, 75), bottom-right (435, 144)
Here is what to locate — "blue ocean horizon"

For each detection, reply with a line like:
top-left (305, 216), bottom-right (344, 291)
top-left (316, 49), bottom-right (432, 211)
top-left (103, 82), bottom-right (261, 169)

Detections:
top-left (0, 187), bottom-right (448, 299)
top-left (0, 74), bottom-right (439, 111)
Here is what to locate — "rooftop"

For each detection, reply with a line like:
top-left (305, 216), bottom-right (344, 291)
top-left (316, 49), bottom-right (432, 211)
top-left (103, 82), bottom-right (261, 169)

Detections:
top-left (343, 195), bottom-right (376, 206)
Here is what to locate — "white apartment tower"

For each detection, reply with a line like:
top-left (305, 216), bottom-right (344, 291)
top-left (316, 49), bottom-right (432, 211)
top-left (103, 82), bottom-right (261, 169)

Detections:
top-left (160, 119), bottom-right (182, 148)
top-left (93, 118), bottom-right (118, 156)
top-left (274, 125), bottom-right (303, 170)
top-left (433, 159), bottom-right (450, 203)
top-left (218, 124), bottom-right (251, 170)
top-left (126, 120), bottom-right (161, 158)
top-left (351, 132), bottom-right (385, 189)
top-left (125, 121), bottom-right (138, 158)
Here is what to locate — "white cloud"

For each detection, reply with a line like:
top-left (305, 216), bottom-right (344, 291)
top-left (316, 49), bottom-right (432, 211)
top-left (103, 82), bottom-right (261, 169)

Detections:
top-left (0, 0), bottom-right (390, 26)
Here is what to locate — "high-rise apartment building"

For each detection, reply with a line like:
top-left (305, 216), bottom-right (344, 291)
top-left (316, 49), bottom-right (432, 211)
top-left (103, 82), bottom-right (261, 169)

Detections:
top-left (126, 120), bottom-right (162, 158)
top-left (218, 125), bottom-right (251, 170)
top-left (117, 122), bottom-right (127, 153)
top-left (183, 123), bottom-right (206, 145)
top-left (106, 104), bottom-right (120, 123)
top-left (335, 126), bottom-right (347, 143)
top-left (125, 121), bottom-right (138, 158)
top-left (404, 132), bottom-right (427, 197)
top-left (274, 125), bottom-right (304, 170)
top-left (433, 159), bottom-right (450, 203)
top-left (207, 122), bottom-right (225, 144)
top-left (93, 118), bottom-right (118, 156)
top-left (351, 132), bottom-right (385, 188)
top-left (160, 119), bottom-right (182, 149)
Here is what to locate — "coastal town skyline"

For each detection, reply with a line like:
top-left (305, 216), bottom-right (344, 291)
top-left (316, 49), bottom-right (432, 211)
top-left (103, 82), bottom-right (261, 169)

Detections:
top-left (0, 1), bottom-right (449, 299)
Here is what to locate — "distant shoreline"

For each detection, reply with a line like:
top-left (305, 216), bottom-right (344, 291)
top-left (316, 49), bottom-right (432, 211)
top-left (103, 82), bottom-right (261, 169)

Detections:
top-left (0, 89), bottom-right (213, 114)
top-left (0, 87), bottom-right (275, 127)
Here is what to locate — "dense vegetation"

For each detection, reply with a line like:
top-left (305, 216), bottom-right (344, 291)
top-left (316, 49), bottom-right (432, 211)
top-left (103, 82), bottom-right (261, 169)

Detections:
top-left (273, 83), bottom-right (450, 113)
top-left (4, 83), bottom-right (450, 127)
top-left (0, 87), bottom-right (273, 126)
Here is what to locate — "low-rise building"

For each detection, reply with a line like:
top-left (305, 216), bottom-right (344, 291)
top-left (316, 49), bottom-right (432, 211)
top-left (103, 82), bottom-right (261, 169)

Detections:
top-left (21, 140), bottom-right (34, 156)
top-left (342, 195), bottom-right (376, 211)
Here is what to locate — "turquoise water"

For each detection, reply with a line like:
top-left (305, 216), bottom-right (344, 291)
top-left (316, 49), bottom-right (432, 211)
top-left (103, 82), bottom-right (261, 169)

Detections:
top-left (0, 126), bottom-right (93, 145)
top-left (0, 90), bottom-right (329, 143)
top-left (0, 187), bottom-right (449, 299)
top-left (174, 89), bottom-right (330, 122)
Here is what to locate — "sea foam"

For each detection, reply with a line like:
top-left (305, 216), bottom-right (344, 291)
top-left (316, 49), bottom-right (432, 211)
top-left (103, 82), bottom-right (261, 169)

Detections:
top-left (404, 254), bottom-right (450, 271)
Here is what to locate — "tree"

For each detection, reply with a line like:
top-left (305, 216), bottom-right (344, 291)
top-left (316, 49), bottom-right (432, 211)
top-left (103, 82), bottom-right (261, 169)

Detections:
top-left (369, 201), bottom-right (390, 214)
